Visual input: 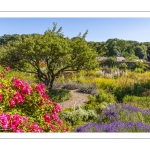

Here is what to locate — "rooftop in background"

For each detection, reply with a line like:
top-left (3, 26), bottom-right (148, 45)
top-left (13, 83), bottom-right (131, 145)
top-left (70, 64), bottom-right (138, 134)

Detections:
top-left (116, 57), bottom-right (125, 62)
top-left (97, 57), bottom-right (126, 62)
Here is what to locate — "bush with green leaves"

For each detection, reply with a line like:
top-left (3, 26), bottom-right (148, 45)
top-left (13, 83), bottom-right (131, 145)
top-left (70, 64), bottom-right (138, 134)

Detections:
top-left (95, 102), bottom-right (110, 114)
top-left (0, 67), bottom-right (68, 132)
top-left (83, 90), bottom-right (116, 111)
top-left (119, 63), bottom-right (128, 70)
top-left (100, 57), bottom-right (117, 68)
top-left (114, 82), bottom-right (147, 103)
top-left (131, 61), bottom-right (149, 73)
top-left (122, 95), bottom-right (150, 108)
top-left (87, 90), bottom-right (116, 104)
top-left (48, 89), bottom-right (72, 103)
top-left (59, 108), bottom-right (97, 126)
top-left (134, 68), bottom-right (144, 73)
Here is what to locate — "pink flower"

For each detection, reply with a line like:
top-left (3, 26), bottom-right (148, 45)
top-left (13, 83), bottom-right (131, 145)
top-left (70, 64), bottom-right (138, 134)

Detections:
top-left (15, 129), bottom-right (24, 132)
top-left (51, 114), bottom-right (59, 122)
top-left (11, 114), bottom-right (23, 130)
top-left (14, 92), bottom-right (24, 104)
top-left (21, 85), bottom-right (32, 95)
top-left (0, 113), bottom-right (11, 130)
top-left (57, 119), bottom-right (63, 125)
top-left (1, 74), bottom-right (5, 78)
top-left (13, 78), bottom-right (32, 95)
top-left (32, 122), bottom-right (43, 132)
top-left (5, 66), bottom-right (10, 71)
top-left (0, 84), bottom-right (4, 88)
top-left (52, 103), bottom-right (62, 113)
top-left (35, 82), bottom-right (45, 95)
top-left (9, 99), bottom-right (15, 107)
top-left (65, 128), bottom-right (69, 131)
top-left (49, 123), bottom-right (55, 131)
top-left (0, 94), bottom-right (3, 102)
top-left (13, 78), bottom-right (23, 89)
top-left (44, 114), bottom-right (51, 123)
top-left (42, 93), bottom-right (49, 99)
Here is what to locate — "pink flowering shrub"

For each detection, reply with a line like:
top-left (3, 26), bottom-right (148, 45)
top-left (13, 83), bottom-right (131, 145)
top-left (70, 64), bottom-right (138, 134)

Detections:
top-left (0, 67), bottom-right (68, 132)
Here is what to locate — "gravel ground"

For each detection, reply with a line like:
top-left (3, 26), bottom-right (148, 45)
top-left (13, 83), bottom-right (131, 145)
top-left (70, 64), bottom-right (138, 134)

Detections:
top-left (58, 90), bottom-right (90, 109)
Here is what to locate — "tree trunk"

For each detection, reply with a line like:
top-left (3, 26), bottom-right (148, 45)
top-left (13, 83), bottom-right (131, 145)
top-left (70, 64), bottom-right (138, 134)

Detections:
top-left (49, 76), bottom-right (55, 90)
top-left (37, 69), bottom-right (55, 90)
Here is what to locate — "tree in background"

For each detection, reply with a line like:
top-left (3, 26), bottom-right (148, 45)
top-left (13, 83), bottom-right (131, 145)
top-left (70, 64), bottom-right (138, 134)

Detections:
top-left (134, 45), bottom-right (147, 59)
top-left (0, 23), bottom-right (98, 89)
top-left (100, 57), bottom-right (117, 68)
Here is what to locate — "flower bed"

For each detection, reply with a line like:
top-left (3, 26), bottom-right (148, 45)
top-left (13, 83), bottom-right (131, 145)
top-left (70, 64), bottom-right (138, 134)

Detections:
top-left (0, 66), bottom-right (68, 132)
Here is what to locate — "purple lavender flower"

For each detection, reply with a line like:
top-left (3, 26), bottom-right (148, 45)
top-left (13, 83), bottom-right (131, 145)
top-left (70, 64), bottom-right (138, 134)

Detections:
top-left (75, 121), bottom-right (150, 132)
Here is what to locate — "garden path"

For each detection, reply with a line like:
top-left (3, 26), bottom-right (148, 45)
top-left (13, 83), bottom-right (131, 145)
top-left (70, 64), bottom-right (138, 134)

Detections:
top-left (58, 90), bottom-right (89, 109)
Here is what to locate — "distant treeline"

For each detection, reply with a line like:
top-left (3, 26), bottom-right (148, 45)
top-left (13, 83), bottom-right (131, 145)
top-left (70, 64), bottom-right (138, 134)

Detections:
top-left (0, 34), bottom-right (149, 60)
top-left (87, 38), bottom-right (150, 60)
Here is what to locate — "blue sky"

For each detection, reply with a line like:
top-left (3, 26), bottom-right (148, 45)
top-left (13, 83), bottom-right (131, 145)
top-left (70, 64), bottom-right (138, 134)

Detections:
top-left (0, 18), bottom-right (150, 42)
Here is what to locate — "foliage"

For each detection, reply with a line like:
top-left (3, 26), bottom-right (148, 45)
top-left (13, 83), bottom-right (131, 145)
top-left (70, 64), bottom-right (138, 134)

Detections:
top-left (134, 45), bottom-right (147, 59)
top-left (134, 68), bottom-right (144, 73)
top-left (59, 107), bottom-right (97, 126)
top-left (88, 38), bottom-right (147, 60)
top-left (62, 81), bottom-right (80, 90)
top-left (87, 90), bottom-right (116, 105)
top-left (119, 63), bottom-right (128, 70)
top-left (94, 78), bottom-right (118, 92)
top-left (75, 104), bottom-right (150, 132)
top-left (100, 57), bottom-right (117, 68)
top-left (77, 83), bottom-right (97, 94)
top-left (48, 89), bottom-right (72, 103)
top-left (0, 23), bottom-right (98, 89)
top-left (132, 61), bottom-right (149, 71)
top-left (122, 95), bottom-right (150, 108)
top-left (0, 67), bottom-right (68, 132)
top-left (52, 81), bottom-right (63, 89)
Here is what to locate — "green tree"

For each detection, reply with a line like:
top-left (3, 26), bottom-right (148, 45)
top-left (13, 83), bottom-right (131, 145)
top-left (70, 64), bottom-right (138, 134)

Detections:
top-left (101, 57), bottom-right (117, 68)
top-left (134, 45), bottom-right (147, 59)
top-left (1, 23), bottom-right (98, 89)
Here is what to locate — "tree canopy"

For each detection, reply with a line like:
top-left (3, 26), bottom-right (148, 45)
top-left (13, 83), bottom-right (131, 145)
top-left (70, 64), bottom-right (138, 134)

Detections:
top-left (0, 23), bottom-right (98, 89)
top-left (88, 38), bottom-right (148, 60)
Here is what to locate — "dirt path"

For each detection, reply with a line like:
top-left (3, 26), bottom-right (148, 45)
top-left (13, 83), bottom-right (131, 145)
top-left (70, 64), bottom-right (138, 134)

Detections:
top-left (58, 90), bottom-right (90, 109)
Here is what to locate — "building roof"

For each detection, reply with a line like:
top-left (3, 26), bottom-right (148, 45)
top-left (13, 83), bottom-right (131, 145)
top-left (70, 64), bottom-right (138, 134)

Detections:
top-left (116, 57), bottom-right (125, 62)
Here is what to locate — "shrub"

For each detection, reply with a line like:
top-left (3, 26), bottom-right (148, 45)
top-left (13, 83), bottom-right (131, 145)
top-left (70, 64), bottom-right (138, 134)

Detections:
top-left (75, 121), bottom-right (150, 132)
top-left (87, 90), bottom-right (116, 105)
top-left (75, 104), bottom-right (150, 132)
top-left (59, 108), bottom-right (97, 126)
top-left (95, 102), bottom-right (109, 114)
top-left (83, 90), bottom-right (116, 111)
top-left (134, 68), bottom-right (144, 73)
top-left (77, 83), bottom-right (97, 94)
top-left (58, 110), bottom-right (82, 126)
top-left (94, 78), bottom-right (118, 92)
top-left (76, 108), bottom-right (97, 122)
top-left (119, 63), bottom-right (128, 70)
top-left (0, 67), bottom-right (68, 132)
top-left (101, 57), bottom-right (117, 68)
top-left (132, 61), bottom-right (149, 71)
top-left (52, 81), bottom-right (63, 89)
top-left (48, 89), bottom-right (72, 103)
top-left (122, 95), bottom-right (150, 108)
top-left (62, 81), bottom-right (79, 90)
